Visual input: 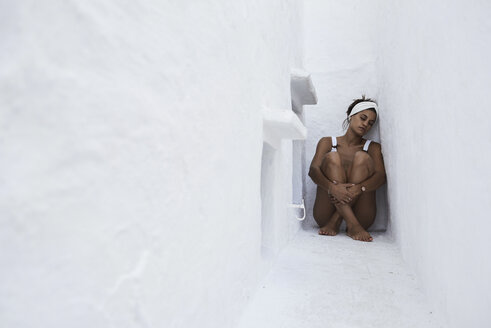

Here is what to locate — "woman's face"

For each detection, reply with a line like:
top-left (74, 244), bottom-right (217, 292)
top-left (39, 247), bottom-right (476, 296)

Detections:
top-left (350, 109), bottom-right (377, 135)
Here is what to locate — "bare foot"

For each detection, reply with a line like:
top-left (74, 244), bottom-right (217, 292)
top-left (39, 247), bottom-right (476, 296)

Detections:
top-left (347, 225), bottom-right (373, 242)
top-left (318, 219), bottom-right (341, 236)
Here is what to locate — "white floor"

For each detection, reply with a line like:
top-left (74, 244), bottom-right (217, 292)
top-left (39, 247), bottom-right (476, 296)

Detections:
top-left (236, 228), bottom-right (445, 328)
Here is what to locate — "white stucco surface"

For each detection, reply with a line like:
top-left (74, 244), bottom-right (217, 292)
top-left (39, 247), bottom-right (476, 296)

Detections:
top-left (2, 0), bottom-right (490, 327)
top-left (376, 1), bottom-right (491, 327)
top-left (237, 228), bottom-right (445, 328)
top-left (302, 1), bottom-right (491, 326)
top-left (0, 1), bottom-right (304, 327)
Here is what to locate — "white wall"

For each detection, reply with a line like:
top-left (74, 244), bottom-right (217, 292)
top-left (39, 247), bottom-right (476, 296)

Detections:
top-left (0, 1), bottom-right (303, 327)
top-left (302, 0), bottom-right (388, 231)
top-left (303, 0), bottom-right (491, 325)
top-left (376, 1), bottom-right (491, 326)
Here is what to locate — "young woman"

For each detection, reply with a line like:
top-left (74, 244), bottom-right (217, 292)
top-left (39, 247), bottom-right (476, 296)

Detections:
top-left (308, 97), bottom-right (386, 242)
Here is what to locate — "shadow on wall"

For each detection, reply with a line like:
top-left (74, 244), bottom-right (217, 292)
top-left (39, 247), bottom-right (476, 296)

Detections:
top-left (261, 142), bottom-right (276, 258)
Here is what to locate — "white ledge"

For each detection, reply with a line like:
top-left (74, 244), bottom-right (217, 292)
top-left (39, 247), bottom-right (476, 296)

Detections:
top-left (290, 68), bottom-right (318, 113)
top-left (262, 108), bottom-right (307, 148)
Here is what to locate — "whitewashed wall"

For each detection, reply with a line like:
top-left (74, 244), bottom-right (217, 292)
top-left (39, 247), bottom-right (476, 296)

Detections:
top-left (376, 1), bottom-right (491, 326)
top-left (303, 0), bottom-right (491, 325)
top-left (302, 0), bottom-right (388, 231)
top-left (0, 1), bottom-right (303, 327)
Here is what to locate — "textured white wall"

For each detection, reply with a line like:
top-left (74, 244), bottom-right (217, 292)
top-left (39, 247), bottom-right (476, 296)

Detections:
top-left (377, 1), bottom-right (491, 326)
top-left (302, 0), bottom-right (388, 231)
top-left (303, 0), bottom-right (491, 325)
top-left (0, 1), bottom-right (302, 327)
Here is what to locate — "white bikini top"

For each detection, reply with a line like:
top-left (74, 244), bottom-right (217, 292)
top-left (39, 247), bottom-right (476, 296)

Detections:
top-left (331, 136), bottom-right (372, 152)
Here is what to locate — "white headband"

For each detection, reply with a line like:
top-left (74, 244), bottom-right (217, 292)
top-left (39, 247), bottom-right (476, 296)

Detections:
top-left (349, 101), bottom-right (378, 120)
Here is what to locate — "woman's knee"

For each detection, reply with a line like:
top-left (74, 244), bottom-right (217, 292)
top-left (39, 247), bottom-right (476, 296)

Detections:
top-left (352, 151), bottom-right (373, 167)
top-left (321, 151), bottom-right (341, 168)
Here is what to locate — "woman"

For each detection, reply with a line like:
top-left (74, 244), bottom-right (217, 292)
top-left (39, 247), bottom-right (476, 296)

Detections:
top-left (308, 97), bottom-right (386, 242)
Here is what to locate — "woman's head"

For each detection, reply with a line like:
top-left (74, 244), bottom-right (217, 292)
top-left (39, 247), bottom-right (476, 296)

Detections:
top-left (343, 96), bottom-right (378, 135)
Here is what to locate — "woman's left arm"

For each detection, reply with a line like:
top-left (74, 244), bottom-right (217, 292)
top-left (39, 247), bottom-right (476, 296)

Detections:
top-left (349, 142), bottom-right (386, 196)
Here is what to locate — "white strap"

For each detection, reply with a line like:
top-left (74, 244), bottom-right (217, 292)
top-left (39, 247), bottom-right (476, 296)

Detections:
top-left (331, 136), bottom-right (337, 152)
top-left (363, 140), bottom-right (372, 152)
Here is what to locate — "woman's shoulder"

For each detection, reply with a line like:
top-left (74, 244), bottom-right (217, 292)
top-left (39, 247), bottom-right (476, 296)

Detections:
top-left (319, 136), bottom-right (335, 145)
top-left (366, 140), bottom-right (382, 153)
top-left (319, 136), bottom-right (332, 142)
top-left (366, 139), bottom-right (381, 146)
top-left (316, 136), bottom-right (333, 151)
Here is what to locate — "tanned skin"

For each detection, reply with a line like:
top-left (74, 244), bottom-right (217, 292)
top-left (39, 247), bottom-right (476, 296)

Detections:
top-left (308, 109), bottom-right (386, 242)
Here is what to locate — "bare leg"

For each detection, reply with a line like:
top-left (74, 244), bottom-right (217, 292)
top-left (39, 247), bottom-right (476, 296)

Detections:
top-left (317, 152), bottom-right (369, 239)
top-left (349, 151), bottom-right (376, 230)
top-left (353, 192), bottom-right (376, 230)
top-left (344, 151), bottom-right (375, 241)
top-left (316, 152), bottom-right (346, 236)
top-left (318, 211), bottom-right (342, 236)
top-left (334, 204), bottom-right (372, 241)
top-left (313, 186), bottom-right (336, 229)
top-left (314, 151), bottom-right (376, 241)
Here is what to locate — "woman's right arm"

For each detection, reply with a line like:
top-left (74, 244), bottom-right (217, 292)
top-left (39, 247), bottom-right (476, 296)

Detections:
top-left (308, 137), bottom-right (336, 192)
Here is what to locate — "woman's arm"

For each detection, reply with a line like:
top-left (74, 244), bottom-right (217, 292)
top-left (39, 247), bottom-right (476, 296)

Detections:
top-left (308, 137), bottom-right (337, 192)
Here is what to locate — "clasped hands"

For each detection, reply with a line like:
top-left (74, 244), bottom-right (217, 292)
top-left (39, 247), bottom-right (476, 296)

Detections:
top-left (328, 181), bottom-right (362, 205)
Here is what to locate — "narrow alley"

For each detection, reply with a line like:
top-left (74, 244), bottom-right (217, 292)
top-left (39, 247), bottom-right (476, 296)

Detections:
top-left (238, 229), bottom-right (444, 328)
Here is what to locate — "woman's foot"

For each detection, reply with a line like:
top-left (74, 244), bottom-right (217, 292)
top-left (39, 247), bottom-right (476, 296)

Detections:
top-left (347, 225), bottom-right (373, 242)
top-left (318, 219), bottom-right (341, 236)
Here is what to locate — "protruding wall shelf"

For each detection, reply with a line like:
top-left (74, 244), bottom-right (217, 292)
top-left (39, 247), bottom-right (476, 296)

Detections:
top-left (262, 108), bottom-right (307, 149)
top-left (290, 68), bottom-right (318, 113)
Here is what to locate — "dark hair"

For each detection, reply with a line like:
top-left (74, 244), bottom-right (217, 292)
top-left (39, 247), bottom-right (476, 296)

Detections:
top-left (342, 95), bottom-right (378, 130)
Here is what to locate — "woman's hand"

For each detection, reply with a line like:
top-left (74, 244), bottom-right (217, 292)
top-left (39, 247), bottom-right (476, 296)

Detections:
top-left (329, 181), bottom-right (355, 205)
top-left (347, 184), bottom-right (363, 199)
